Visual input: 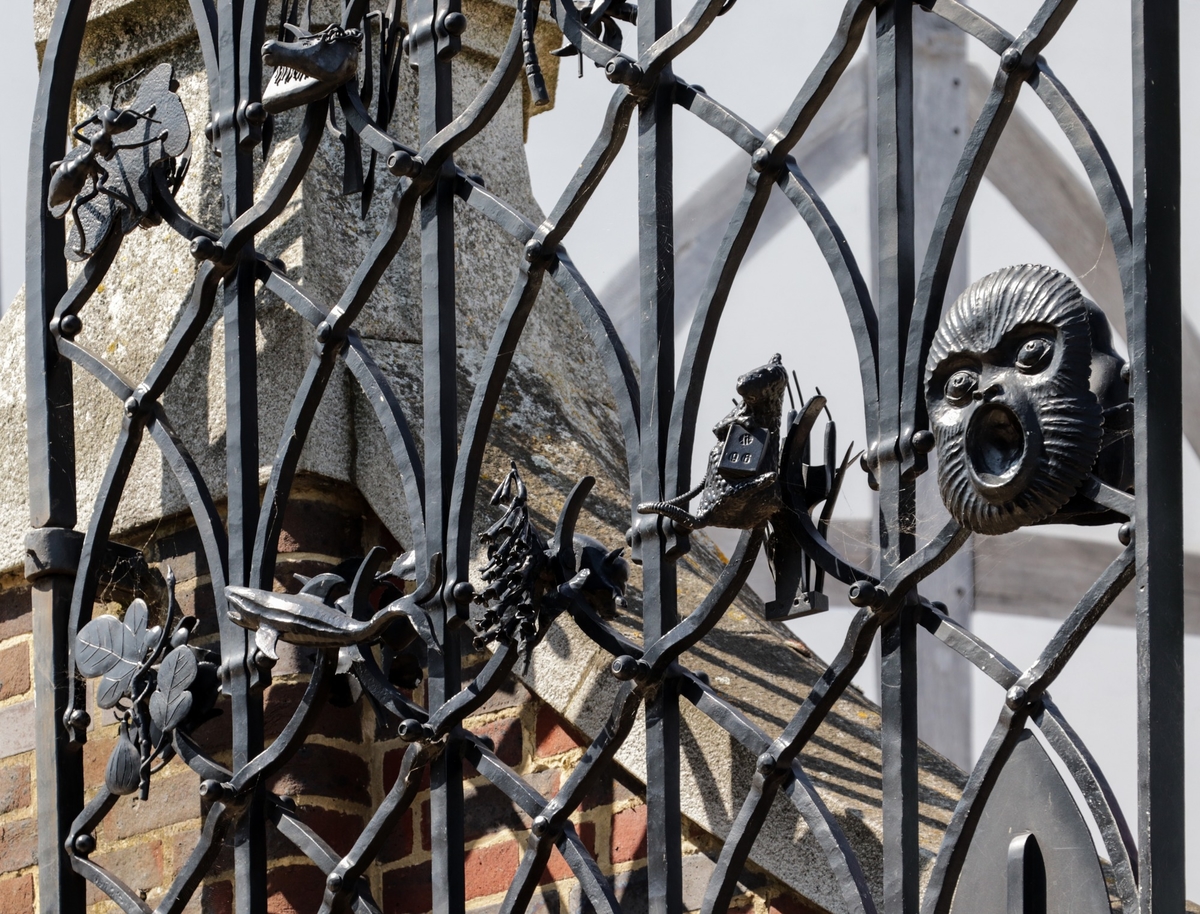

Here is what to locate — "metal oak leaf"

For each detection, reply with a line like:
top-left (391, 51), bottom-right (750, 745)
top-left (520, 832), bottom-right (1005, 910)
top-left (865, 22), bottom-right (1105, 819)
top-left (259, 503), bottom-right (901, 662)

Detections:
top-left (76, 614), bottom-right (146, 709)
top-left (149, 645), bottom-right (198, 732)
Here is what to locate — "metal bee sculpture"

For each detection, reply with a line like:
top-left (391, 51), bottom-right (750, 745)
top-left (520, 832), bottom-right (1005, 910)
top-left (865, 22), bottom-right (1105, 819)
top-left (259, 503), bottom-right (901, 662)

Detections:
top-left (47, 64), bottom-right (190, 260)
top-left (925, 264), bottom-right (1134, 535)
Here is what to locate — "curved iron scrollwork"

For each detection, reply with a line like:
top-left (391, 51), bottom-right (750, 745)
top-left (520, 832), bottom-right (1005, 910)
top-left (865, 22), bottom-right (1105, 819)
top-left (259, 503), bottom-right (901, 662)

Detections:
top-left (24, 0), bottom-right (1181, 912)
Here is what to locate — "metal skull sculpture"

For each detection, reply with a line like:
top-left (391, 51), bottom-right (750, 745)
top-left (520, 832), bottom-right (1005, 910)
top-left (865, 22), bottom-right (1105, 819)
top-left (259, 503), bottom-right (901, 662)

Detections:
top-left (925, 264), bottom-right (1131, 535)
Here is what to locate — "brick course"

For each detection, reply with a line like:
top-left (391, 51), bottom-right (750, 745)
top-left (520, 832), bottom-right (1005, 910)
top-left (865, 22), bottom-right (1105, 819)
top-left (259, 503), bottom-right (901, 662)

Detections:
top-left (0, 642), bottom-right (29, 702)
top-left (0, 765), bottom-right (30, 817)
top-left (0, 874), bottom-right (33, 914)
top-left (0, 485), bottom-right (811, 914)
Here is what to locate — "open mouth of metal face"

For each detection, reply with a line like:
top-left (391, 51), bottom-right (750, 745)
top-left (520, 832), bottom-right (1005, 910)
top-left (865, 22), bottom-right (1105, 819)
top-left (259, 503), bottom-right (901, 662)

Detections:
top-left (967, 402), bottom-right (1030, 498)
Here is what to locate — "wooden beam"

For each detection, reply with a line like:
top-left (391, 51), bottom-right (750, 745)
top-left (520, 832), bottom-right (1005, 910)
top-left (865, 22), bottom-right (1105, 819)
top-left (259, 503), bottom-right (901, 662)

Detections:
top-left (606, 61), bottom-right (1200, 457)
top-left (602, 61), bottom-right (870, 357)
top-left (828, 520), bottom-right (1200, 635)
top-left (967, 66), bottom-right (1200, 458)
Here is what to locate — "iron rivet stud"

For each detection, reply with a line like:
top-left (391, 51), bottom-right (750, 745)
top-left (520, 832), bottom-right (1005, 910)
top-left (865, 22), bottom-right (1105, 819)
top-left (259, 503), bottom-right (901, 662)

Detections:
top-left (604, 56), bottom-right (639, 87)
top-left (611, 655), bottom-right (640, 681)
top-left (327, 873), bottom-right (344, 890)
top-left (73, 833), bottom-right (96, 855)
top-left (199, 779), bottom-right (226, 800)
top-left (1006, 684), bottom-right (1027, 709)
top-left (316, 322), bottom-right (332, 343)
top-left (60, 313), bottom-right (83, 339)
top-left (125, 396), bottom-right (140, 416)
top-left (911, 429), bottom-right (935, 455)
top-left (757, 752), bottom-right (777, 775)
top-left (452, 581), bottom-right (475, 604)
top-left (848, 580), bottom-right (880, 608)
top-left (1000, 47), bottom-right (1022, 73)
top-left (1121, 363), bottom-right (1131, 384)
top-left (190, 236), bottom-right (222, 262)
top-left (443, 11), bottom-right (467, 35)
top-left (386, 150), bottom-right (422, 178)
top-left (531, 815), bottom-right (550, 837)
top-left (67, 708), bottom-right (90, 731)
top-left (524, 238), bottom-right (547, 264)
top-left (253, 649), bottom-right (276, 670)
top-left (245, 101), bottom-right (267, 125)
top-left (1118, 523), bottom-right (1133, 546)
top-left (399, 718), bottom-right (424, 742)
top-left (751, 147), bottom-right (771, 172)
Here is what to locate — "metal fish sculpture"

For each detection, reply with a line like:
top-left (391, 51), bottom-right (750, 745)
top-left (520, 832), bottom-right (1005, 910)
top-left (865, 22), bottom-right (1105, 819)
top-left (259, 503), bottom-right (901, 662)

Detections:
top-left (225, 553), bottom-right (441, 661)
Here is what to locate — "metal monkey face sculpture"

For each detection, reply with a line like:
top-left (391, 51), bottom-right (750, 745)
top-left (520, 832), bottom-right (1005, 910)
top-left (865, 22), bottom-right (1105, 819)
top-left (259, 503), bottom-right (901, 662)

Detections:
top-left (925, 265), bottom-right (1130, 535)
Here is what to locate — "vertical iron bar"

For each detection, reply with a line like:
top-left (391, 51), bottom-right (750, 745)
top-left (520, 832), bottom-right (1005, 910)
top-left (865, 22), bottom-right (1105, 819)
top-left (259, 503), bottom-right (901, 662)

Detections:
top-left (638, 0), bottom-right (681, 910)
top-left (911, 13), bottom-right (973, 771)
top-left (27, 1), bottom-right (91, 910)
top-left (218, 0), bottom-right (266, 909)
top-left (874, 3), bottom-right (918, 914)
top-left (1131, 3), bottom-right (1184, 914)
top-left (413, 0), bottom-right (464, 910)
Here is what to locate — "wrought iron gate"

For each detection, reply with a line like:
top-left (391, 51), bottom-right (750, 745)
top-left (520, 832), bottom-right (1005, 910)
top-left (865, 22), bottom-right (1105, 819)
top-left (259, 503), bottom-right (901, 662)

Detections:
top-left (25, 0), bottom-right (1183, 912)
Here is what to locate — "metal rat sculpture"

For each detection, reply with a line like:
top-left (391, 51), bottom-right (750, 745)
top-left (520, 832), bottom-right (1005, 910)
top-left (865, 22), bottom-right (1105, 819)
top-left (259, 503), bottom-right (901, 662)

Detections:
top-left (638, 354), bottom-right (854, 621)
top-left (637, 354), bottom-right (789, 530)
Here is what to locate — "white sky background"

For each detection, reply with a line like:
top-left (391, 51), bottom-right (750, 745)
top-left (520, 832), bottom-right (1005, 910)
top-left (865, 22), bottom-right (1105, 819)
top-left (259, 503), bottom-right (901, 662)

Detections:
top-left (1, 0), bottom-right (1198, 901)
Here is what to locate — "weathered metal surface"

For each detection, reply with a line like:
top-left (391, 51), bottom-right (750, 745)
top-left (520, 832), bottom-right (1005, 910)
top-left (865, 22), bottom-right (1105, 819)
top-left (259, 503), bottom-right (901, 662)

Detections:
top-left (948, 732), bottom-right (1112, 914)
top-left (23, 1), bottom-right (1181, 914)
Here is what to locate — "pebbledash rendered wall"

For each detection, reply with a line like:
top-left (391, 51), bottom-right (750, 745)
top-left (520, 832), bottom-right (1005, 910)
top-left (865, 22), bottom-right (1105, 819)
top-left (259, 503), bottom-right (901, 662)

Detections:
top-left (0, 1), bottom-right (968, 911)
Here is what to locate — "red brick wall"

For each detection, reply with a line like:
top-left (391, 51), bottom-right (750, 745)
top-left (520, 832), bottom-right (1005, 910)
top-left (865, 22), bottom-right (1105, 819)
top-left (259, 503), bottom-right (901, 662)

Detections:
top-left (0, 482), bottom-right (819, 914)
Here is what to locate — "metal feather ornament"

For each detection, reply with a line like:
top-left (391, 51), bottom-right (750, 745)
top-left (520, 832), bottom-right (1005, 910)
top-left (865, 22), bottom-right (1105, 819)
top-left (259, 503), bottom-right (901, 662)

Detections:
top-left (473, 464), bottom-right (556, 660)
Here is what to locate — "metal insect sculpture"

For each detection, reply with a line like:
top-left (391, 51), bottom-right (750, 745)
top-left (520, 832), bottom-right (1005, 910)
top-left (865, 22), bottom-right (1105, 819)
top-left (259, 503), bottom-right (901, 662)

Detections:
top-left (47, 63), bottom-right (191, 260)
top-left (925, 264), bottom-right (1134, 535)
